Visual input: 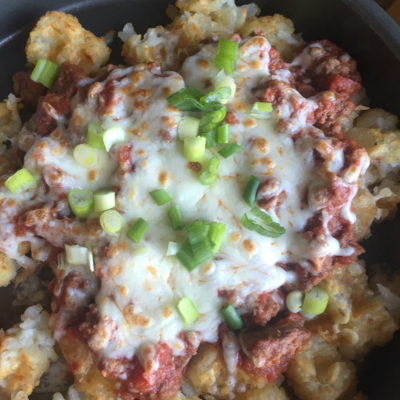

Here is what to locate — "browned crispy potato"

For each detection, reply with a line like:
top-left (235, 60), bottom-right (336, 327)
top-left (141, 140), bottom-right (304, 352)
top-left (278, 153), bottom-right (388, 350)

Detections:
top-left (26, 11), bottom-right (111, 75)
top-left (0, 252), bottom-right (15, 287)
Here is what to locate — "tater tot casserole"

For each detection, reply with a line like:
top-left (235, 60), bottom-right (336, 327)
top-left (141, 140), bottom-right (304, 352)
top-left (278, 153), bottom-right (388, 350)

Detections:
top-left (0, 1), bottom-right (399, 399)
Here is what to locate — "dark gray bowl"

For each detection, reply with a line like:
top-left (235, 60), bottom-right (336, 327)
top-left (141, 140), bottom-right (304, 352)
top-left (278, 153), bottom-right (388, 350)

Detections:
top-left (0, 0), bottom-right (399, 399)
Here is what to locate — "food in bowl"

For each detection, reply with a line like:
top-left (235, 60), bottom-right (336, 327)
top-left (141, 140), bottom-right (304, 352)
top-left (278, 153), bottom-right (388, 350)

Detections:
top-left (0, 1), bottom-right (399, 399)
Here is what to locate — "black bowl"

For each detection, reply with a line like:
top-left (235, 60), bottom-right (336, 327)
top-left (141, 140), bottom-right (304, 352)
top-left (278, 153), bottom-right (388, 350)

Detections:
top-left (0, 0), bottom-right (399, 399)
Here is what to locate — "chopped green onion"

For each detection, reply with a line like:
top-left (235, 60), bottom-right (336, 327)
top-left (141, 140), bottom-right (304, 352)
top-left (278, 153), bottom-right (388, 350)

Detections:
top-left (65, 244), bottom-right (88, 265)
top-left (178, 116), bottom-right (200, 140)
top-left (166, 87), bottom-right (223, 112)
top-left (218, 143), bottom-right (243, 158)
top-left (250, 102), bottom-right (273, 119)
top-left (286, 291), bottom-right (303, 313)
top-left (199, 129), bottom-right (218, 148)
top-left (220, 304), bottom-right (243, 330)
top-left (186, 220), bottom-right (214, 265)
top-left (178, 297), bottom-right (200, 327)
top-left (135, 247), bottom-right (149, 254)
top-left (100, 210), bottom-right (124, 236)
top-left (87, 123), bottom-right (106, 149)
top-left (168, 205), bottom-right (185, 231)
top-left (68, 188), bottom-right (94, 217)
top-left (213, 70), bottom-right (236, 104)
top-left (85, 245), bottom-right (95, 272)
top-left (57, 253), bottom-right (74, 270)
top-left (94, 190), bottom-right (115, 212)
top-left (200, 87), bottom-right (231, 105)
top-left (241, 207), bottom-right (286, 238)
top-left (176, 239), bottom-right (197, 272)
top-left (207, 222), bottom-right (226, 253)
top-left (103, 126), bottom-right (126, 152)
top-left (126, 217), bottom-right (149, 243)
top-left (214, 39), bottom-right (239, 76)
top-left (73, 144), bottom-right (95, 166)
top-left (301, 286), bottom-right (329, 315)
top-left (199, 107), bottom-right (227, 133)
top-left (217, 124), bottom-right (230, 144)
top-left (30, 59), bottom-right (60, 89)
top-left (243, 175), bottom-right (260, 207)
top-left (5, 169), bottom-right (37, 194)
top-left (150, 189), bottom-right (172, 206)
top-left (199, 156), bottom-right (219, 185)
top-left (183, 137), bottom-right (206, 162)
top-left (167, 242), bottom-right (181, 256)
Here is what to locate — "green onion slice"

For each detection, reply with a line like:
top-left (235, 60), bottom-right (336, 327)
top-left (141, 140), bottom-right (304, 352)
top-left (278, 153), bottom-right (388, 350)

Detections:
top-left (301, 286), bottom-right (329, 315)
top-left (214, 39), bottom-right (239, 76)
top-left (183, 137), bottom-right (206, 162)
top-left (199, 156), bottom-right (219, 185)
top-left (68, 188), bottom-right (94, 217)
top-left (207, 222), bottom-right (226, 253)
top-left (241, 207), bottom-right (286, 238)
top-left (178, 116), bottom-right (200, 140)
top-left (87, 123), bottom-right (106, 149)
top-left (57, 253), bottom-right (74, 270)
top-left (186, 220), bottom-right (214, 265)
top-left (86, 245), bottom-right (95, 272)
top-left (150, 189), bottom-right (172, 206)
top-left (73, 144), bottom-right (95, 166)
top-left (286, 291), bottom-right (303, 313)
top-left (166, 87), bottom-right (223, 112)
top-left (94, 190), bottom-right (115, 213)
top-left (213, 71), bottom-right (236, 104)
top-left (103, 126), bottom-right (126, 152)
top-left (199, 107), bottom-right (227, 133)
top-left (168, 205), bottom-right (185, 231)
top-left (199, 129), bottom-right (218, 148)
top-left (243, 175), bottom-right (260, 207)
top-left (5, 169), bottom-right (37, 194)
top-left (167, 242), bottom-right (181, 256)
top-left (220, 304), bottom-right (243, 330)
top-left (200, 87), bottom-right (231, 105)
top-left (176, 239), bottom-right (197, 272)
top-left (65, 244), bottom-right (88, 265)
top-left (217, 124), bottom-right (230, 144)
top-left (126, 217), bottom-right (149, 243)
top-left (218, 143), bottom-right (243, 158)
top-left (250, 102), bottom-right (273, 119)
top-left (30, 59), bottom-right (60, 89)
top-left (178, 297), bottom-right (200, 327)
top-left (100, 210), bottom-right (124, 236)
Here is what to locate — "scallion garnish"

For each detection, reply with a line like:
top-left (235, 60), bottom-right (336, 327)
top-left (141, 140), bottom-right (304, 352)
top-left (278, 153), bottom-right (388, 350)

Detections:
top-left (73, 144), bottom-right (95, 166)
top-left (199, 156), bottom-right (219, 185)
top-left (218, 143), bottom-right (243, 158)
top-left (220, 304), bottom-right (243, 330)
top-left (199, 107), bottom-right (227, 133)
top-left (250, 102), bottom-right (273, 119)
top-left (68, 188), bottom-right (94, 217)
top-left (65, 244), bottom-right (88, 265)
top-left (207, 222), bottom-right (226, 253)
top-left (199, 129), bottom-right (218, 148)
top-left (241, 206), bottom-right (286, 238)
top-left (150, 189), bottom-right (172, 206)
top-left (286, 291), bottom-right (303, 313)
top-left (168, 205), bottom-right (185, 231)
top-left (214, 39), bottom-right (239, 76)
top-left (178, 116), bottom-right (200, 140)
top-left (217, 124), bottom-right (230, 144)
top-left (30, 59), bottom-right (60, 89)
top-left (126, 217), bottom-right (149, 243)
top-left (178, 297), bottom-right (200, 327)
top-left (186, 220), bottom-right (214, 265)
top-left (94, 190), bottom-right (115, 213)
top-left (243, 175), bottom-right (260, 207)
top-left (176, 239), bottom-right (197, 272)
top-left (213, 70), bottom-right (236, 104)
top-left (166, 87), bottom-right (223, 112)
top-left (87, 123), bottom-right (106, 149)
top-left (301, 286), bottom-right (329, 315)
top-left (200, 87), bottom-right (231, 105)
top-left (5, 169), bottom-right (37, 194)
top-left (102, 126), bottom-right (126, 152)
top-left (183, 137), bottom-right (206, 162)
top-left (100, 210), bottom-right (124, 236)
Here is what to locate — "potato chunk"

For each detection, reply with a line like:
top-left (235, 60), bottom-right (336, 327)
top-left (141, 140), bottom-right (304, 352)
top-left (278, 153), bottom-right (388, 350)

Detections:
top-left (26, 11), bottom-right (110, 75)
top-left (0, 252), bottom-right (15, 287)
